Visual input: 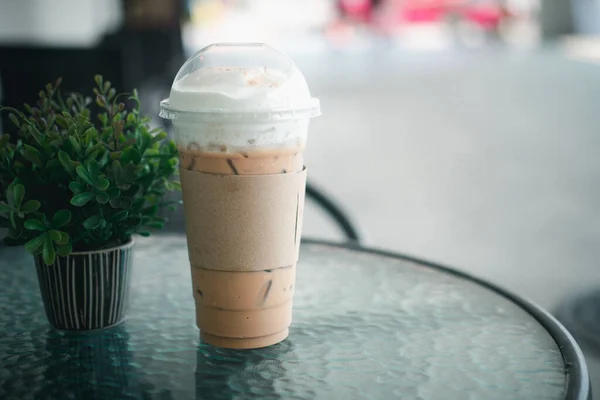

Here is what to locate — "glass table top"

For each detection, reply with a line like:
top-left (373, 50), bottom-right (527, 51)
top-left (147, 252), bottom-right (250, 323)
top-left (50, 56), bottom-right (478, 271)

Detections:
top-left (0, 235), bottom-right (570, 399)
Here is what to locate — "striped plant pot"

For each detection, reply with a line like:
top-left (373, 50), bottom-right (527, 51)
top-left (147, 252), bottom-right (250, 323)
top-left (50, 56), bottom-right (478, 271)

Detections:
top-left (34, 240), bottom-right (134, 330)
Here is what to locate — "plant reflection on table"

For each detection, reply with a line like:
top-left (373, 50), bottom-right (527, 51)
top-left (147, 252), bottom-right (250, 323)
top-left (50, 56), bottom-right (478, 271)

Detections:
top-left (40, 325), bottom-right (179, 399)
top-left (40, 326), bottom-right (132, 398)
top-left (195, 339), bottom-right (297, 399)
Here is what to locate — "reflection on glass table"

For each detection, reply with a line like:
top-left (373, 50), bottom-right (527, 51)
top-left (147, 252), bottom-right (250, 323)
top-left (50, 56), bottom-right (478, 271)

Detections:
top-left (0, 235), bottom-right (589, 399)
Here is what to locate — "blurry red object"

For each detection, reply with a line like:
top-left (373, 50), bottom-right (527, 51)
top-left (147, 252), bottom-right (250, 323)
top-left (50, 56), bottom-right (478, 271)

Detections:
top-left (338, 0), bottom-right (374, 23)
top-left (400, 0), bottom-right (468, 23)
top-left (461, 5), bottom-right (510, 30)
top-left (393, 0), bottom-right (510, 29)
top-left (401, 6), bottom-right (443, 23)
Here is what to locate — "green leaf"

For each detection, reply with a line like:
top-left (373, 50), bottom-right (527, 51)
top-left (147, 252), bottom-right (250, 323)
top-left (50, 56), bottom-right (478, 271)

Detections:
top-left (12, 184), bottom-right (24, 209)
top-left (140, 131), bottom-right (152, 152)
top-left (8, 211), bottom-right (17, 229)
top-left (56, 231), bottom-right (70, 245)
top-left (145, 221), bottom-right (164, 229)
top-left (126, 185), bottom-right (141, 198)
top-left (20, 200), bottom-right (40, 214)
top-left (48, 230), bottom-right (62, 242)
top-left (46, 230), bottom-right (68, 246)
top-left (55, 115), bottom-right (68, 129)
top-left (95, 178), bottom-right (110, 191)
top-left (110, 197), bottom-right (133, 209)
top-left (9, 113), bottom-right (21, 128)
top-left (87, 159), bottom-right (99, 180)
top-left (70, 192), bottom-right (94, 206)
top-left (46, 159), bottom-right (61, 170)
top-left (121, 148), bottom-right (141, 165)
top-left (22, 145), bottom-right (43, 167)
top-left (56, 242), bottom-right (72, 257)
top-left (69, 181), bottom-right (84, 194)
top-left (0, 202), bottom-right (12, 214)
top-left (143, 205), bottom-right (159, 217)
top-left (111, 160), bottom-right (123, 182)
top-left (144, 148), bottom-right (160, 157)
top-left (98, 148), bottom-right (111, 167)
top-left (43, 237), bottom-right (56, 266)
top-left (152, 131), bottom-right (167, 142)
top-left (96, 192), bottom-right (109, 204)
top-left (83, 127), bottom-right (95, 145)
top-left (7, 180), bottom-right (19, 208)
top-left (98, 218), bottom-right (107, 230)
top-left (112, 210), bottom-right (128, 221)
top-left (24, 219), bottom-right (47, 231)
top-left (76, 165), bottom-right (94, 185)
top-left (85, 142), bottom-right (105, 157)
top-left (138, 231), bottom-right (151, 237)
top-left (107, 187), bottom-right (120, 200)
top-left (25, 234), bottom-right (46, 255)
top-left (29, 128), bottom-right (44, 147)
top-left (68, 136), bottom-right (81, 154)
top-left (58, 150), bottom-right (74, 174)
top-left (85, 150), bottom-right (100, 165)
top-left (98, 113), bottom-right (109, 126)
top-left (52, 209), bottom-right (71, 228)
top-left (83, 215), bottom-right (102, 230)
top-left (122, 163), bottom-right (136, 183)
top-left (47, 113), bottom-right (56, 129)
top-left (168, 180), bottom-right (181, 191)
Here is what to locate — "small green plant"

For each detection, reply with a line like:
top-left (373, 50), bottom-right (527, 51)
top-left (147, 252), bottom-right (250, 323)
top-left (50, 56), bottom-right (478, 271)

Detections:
top-left (0, 76), bottom-right (180, 265)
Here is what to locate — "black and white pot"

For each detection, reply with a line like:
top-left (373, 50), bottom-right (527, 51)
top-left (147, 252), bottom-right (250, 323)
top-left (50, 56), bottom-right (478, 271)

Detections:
top-left (34, 239), bottom-right (134, 330)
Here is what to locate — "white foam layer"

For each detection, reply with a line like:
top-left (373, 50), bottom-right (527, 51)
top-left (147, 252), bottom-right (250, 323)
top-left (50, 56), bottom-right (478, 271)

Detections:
top-left (164, 44), bottom-right (317, 149)
top-left (172, 118), bottom-right (310, 150)
top-left (169, 66), bottom-right (312, 113)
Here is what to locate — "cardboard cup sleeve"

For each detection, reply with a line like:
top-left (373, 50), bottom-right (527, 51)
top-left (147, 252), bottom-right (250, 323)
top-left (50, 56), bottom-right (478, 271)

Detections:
top-left (179, 167), bottom-right (307, 272)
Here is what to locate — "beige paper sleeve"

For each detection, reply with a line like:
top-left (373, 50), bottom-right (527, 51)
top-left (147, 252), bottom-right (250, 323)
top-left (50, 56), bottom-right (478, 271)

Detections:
top-left (180, 168), bottom-right (307, 272)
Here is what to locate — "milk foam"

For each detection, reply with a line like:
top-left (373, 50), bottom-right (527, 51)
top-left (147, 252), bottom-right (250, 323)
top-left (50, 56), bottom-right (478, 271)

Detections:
top-left (172, 118), bottom-right (309, 150)
top-left (169, 66), bottom-right (312, 149)
top-left (169, 66), bottom-right (311, 112)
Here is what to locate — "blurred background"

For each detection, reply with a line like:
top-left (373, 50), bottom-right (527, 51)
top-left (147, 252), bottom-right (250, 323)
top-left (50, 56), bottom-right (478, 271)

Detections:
top-left (1, 0), bottom-right (600, 393)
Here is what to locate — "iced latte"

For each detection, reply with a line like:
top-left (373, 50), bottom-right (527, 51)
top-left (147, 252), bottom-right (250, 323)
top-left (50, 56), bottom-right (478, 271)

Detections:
top-left (160, 43), bottom-right (320, 349)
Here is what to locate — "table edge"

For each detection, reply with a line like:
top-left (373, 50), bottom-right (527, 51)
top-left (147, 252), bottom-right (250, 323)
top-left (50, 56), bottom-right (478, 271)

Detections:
top-left (302, 239), bottom-right (591, 400)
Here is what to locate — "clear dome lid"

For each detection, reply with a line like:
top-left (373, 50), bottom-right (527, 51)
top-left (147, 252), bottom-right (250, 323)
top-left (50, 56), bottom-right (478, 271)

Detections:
top-left (160, 43), bottom-right (320, 121)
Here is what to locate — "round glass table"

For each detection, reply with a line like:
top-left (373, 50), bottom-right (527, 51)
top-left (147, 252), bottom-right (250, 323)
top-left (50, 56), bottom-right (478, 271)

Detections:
top-left (0, 235), bottom-right (590, 399)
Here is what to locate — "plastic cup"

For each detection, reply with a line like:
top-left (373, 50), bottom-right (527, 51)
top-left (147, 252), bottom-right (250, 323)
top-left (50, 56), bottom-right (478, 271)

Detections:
top-left (160, 43), bottom-right (320, 349)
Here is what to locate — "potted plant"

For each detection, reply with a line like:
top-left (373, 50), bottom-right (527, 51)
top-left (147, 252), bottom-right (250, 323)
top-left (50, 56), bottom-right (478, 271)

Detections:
top-left (0, 76), bottom-right (180, 330)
